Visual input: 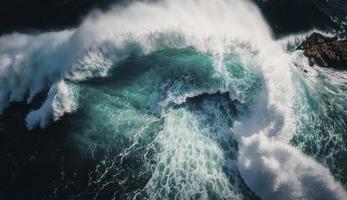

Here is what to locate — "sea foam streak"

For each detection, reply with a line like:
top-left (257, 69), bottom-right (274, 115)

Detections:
top-left (0, 0), bottom-right (346, 199)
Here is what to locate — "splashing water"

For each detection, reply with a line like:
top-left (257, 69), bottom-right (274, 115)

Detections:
top-left (0, 0), bottom-right (347, 199)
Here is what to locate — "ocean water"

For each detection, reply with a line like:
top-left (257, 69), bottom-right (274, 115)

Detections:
top-left (0, 0), bottom-right (347, 199)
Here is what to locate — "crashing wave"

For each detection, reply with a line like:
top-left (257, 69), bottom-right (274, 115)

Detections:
top-left (0, 0), bottom-right (346, 199)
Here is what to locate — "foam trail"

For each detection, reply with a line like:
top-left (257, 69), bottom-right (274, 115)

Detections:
top-left (135, 109), bottom-right (242, 199)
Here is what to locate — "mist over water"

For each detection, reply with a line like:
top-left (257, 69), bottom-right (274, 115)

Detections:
top-left (0, 0), bottom-right (347, 199)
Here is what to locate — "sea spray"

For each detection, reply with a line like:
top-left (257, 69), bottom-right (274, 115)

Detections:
top-left (0, 0), bottom-right (346, 199)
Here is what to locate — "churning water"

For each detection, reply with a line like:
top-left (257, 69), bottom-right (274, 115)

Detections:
top-left (1, 0), bottom-right (347, 199)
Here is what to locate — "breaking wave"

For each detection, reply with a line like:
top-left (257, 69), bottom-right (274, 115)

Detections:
top-left (0, 0), bottom-right (346, 199)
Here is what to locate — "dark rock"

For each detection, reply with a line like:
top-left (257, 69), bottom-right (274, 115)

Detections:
top-left (297, 32), bottom-right (347, 69)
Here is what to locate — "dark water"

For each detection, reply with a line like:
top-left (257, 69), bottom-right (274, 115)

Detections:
top-left (0, 0), bottom-right (114, 34)
top-left (0, 48), bottom-right (261, 199)
top-left (0, 0), bottom-right (347, 200)
top-left (0, 0), bottom-right (346, 36)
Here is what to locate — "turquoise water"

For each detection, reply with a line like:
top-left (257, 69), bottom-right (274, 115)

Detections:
top-left (292, 69), bottom-right (347, 185)
top-left (59, 48), bottom-right (262, 199)
top-left (42, 46), bottom-right (347, 199)
top-left (1, 39), bottom-right (347, 199)
top-left (1, 0), bottom-right (347, 199)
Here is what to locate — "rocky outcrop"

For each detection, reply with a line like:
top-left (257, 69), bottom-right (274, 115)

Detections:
top-left (297, 32), bottom-right (347, 69)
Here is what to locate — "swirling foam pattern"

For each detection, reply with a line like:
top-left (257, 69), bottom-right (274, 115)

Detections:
top-left (0, 0), bottom-right (347, 199)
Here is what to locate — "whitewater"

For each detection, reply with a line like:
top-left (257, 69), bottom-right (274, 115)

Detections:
top-left (1, 0), bottom-right (347, 199)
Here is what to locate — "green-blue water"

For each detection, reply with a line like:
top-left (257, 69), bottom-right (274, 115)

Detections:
top-left (35, 47), bottom-right (347, 199)
top-left (1, 0), bottom-right (347, 199)
top-left (58, 48), bottom-right (262, 199)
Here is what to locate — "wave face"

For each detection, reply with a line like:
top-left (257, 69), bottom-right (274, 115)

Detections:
top-left (0, 0), bottom-right (347, 199)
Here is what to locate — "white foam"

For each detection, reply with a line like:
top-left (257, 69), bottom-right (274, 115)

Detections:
top-left (238, 133), bottom-right (347, 200)
top-left (0, 0), bottom-right (272, 127)
top-left (0, 0), bottom-right (345, 198)
top-left (232, 33), bottom-right (347, 199)
top-left (25, 81), bottom-right (77, 129)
